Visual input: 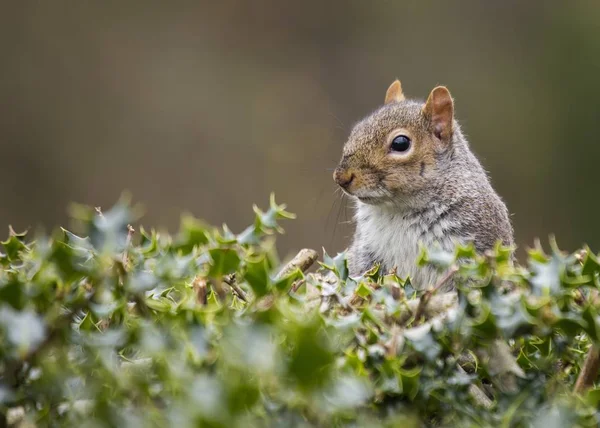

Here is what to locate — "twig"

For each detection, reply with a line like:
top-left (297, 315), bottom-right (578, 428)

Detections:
top-left (122, 224), bottom-right (135, 267)
top-left (413, 265), bottom-right (458, 322)
top-left (457, 364), bottom-right (494, 408)
top-left (192, 276), bottom-right (208, 305)
top-left (574, 248), bottom-right (588, 263)
top-left (275, 249), bottom-right (318, 281)
top-left (6, 407), bottom-right (24, 426)
top-left (223, 274), bottom-right (247, 302)
top-left (574, 286), bottom-right (600, 394)
top-left (94, 206), bottom-right (104, 219)
top-left (385, 325), bottom-right (401, 358)
top-left (432, 265), bottom-right (459, 294)
top-left (390, 283), bottom-right (402, 301)
top-left (334, 292), bottom-right (355, 313)
top-left (384, 292), bottom-right (457, 325)
top-left (574, 345), bottom-right (600, 394)
top-left (290, 279), bottom-right (306, 293)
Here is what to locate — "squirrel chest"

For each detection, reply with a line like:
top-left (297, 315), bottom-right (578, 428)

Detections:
top-left (350, 202), bottom-right (461, 288)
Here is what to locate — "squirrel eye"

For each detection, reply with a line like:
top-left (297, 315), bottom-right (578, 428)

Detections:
top-left (390, 135), bottom-right (411, 153)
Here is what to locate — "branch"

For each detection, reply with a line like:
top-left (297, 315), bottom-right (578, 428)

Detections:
top-left (275, 248), bottom-right (318, 281)
top-left (574, 345), bottom-right (600, 394)
top-left (390, 283), bottom-right (402, 301)
top-left (413, 266), bottom-right (458, 323)
top-left (94, 206), bottom-right (104, 219)
top-left (121, 224), bottom-right (135, 267)
top-left (290, 279), bottom-right (306, 293)
top-left (223, 274), bottom-right (247, 302)
top-left (574, 287), bottom-right (600, 394)
top-left (382, 293), bottom-right (458, 326)
top-left (457, 365), bottom-right (493, 408)
top-left (192, 276), bottom-right (208, 305)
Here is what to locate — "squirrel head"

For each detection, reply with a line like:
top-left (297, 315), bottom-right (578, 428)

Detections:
top-left (333, 80), bottom-right (456, 205)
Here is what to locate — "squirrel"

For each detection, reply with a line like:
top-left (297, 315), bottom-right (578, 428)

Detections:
top-left (333, 80), bottom-right (514, 290)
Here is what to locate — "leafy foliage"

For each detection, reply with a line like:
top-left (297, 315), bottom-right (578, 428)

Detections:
top-left (1, 196), bottom-right (600, 427)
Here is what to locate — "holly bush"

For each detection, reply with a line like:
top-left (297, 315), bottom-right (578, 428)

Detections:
top-left (1, 195), bottom-right (600, 427)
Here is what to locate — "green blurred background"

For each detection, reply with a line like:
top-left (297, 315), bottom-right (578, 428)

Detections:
top-left (1, 1), bottom-right (599, 260)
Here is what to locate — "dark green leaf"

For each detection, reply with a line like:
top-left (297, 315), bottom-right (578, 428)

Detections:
top-left (244, 256), bottom-right (271, 297)
top-left (208, 248), bottom-right (240, 278)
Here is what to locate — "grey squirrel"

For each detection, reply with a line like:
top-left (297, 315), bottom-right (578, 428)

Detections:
top-left (333, 80), bottom-right (513, 289)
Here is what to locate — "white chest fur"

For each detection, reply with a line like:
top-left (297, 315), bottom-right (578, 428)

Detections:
top-left (353, 202), bottom-right (462, 289)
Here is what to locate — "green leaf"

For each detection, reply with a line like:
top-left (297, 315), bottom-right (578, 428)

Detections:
top-left (471, 304), bottom-right (499, 339)
top-left (418, 245), bottom-right (454, 269)
top-left (356, 282), bottom-right (372, 298)
top-left (50, 235), bottom-right (91, 279)
top-left (0, 276), bottom-right (25, 309)
top-left (174, 214), bottom-right (211, 254)
top-left (529, 253), bottom-right (563, 295)
top-left (455, 242), bottom-right (477, 260)
top-left (90, 200), bottom-right (133, 253)
top-left (582, 248), bottom-right (600, 277)
top-left (208, 248), bottom-right (240, 278)
top-left (61, 229), bottom-right (94, 261)
top-left (554, 315), bottom-right (587, 337)
top-left (364, 263), bottom-right (381, 281)
top-left (244, 256), bottom-right (271, 297)
top-left (585, 388), bottom-right (600, 407)
top-left (581, 305), bottom-right (600, 342)
top-left (399, 367), bottom-right (421, 400)
top-left (145, 297), bottom-right (172, 312)
top-left (324, 375), bottom-right (373, 411)
top-left (77, 311), bottom-right (98, 332)
top-left (1, 228), bottom-right (28, 261)
top-left (321, 250), bottom-right (348, 280)
top-left (404, 324), bottom-right (441, 361)
top-left (127, 271), bottom-right (159, 293)
top-left (493, 294), bottom-right (535, 337)
top-left (0, 307), bottom-right (46, 356)
top-left (216, 224), bottom-right (238, 245)
top-left (139, 226), bottom-right (159, 256)
top-left (237, 225), bottom-right (260, 246)
top-left (288, 324), bottom-right (334, 391)
top-left (273, 268), bottom-right (302, 292)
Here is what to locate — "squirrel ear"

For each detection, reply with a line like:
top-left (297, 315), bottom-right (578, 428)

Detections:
top-left (384, 80), bottom-right (405, 104)
top-left (423, 86), bottom-right (454, 140)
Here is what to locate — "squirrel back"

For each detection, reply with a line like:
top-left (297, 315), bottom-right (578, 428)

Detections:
top-left (333, 80), bottom-right (513, 289)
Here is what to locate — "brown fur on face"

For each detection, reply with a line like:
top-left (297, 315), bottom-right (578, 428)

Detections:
top-left (333, 91), bottom-right (453, 205)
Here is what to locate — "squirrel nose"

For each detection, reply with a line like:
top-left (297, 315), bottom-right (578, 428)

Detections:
top-left (334, 169), bottom-right (355, 189)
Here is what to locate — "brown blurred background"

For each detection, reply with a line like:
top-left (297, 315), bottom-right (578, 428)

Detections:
top-left (1, 1), bottom-right (599, 260)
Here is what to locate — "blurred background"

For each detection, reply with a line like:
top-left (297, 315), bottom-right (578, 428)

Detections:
top-left (1, 1), bottom-right (599, 261)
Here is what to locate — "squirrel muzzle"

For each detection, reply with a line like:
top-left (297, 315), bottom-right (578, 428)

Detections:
top-left (333, 168), bottom-right (355, 190)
